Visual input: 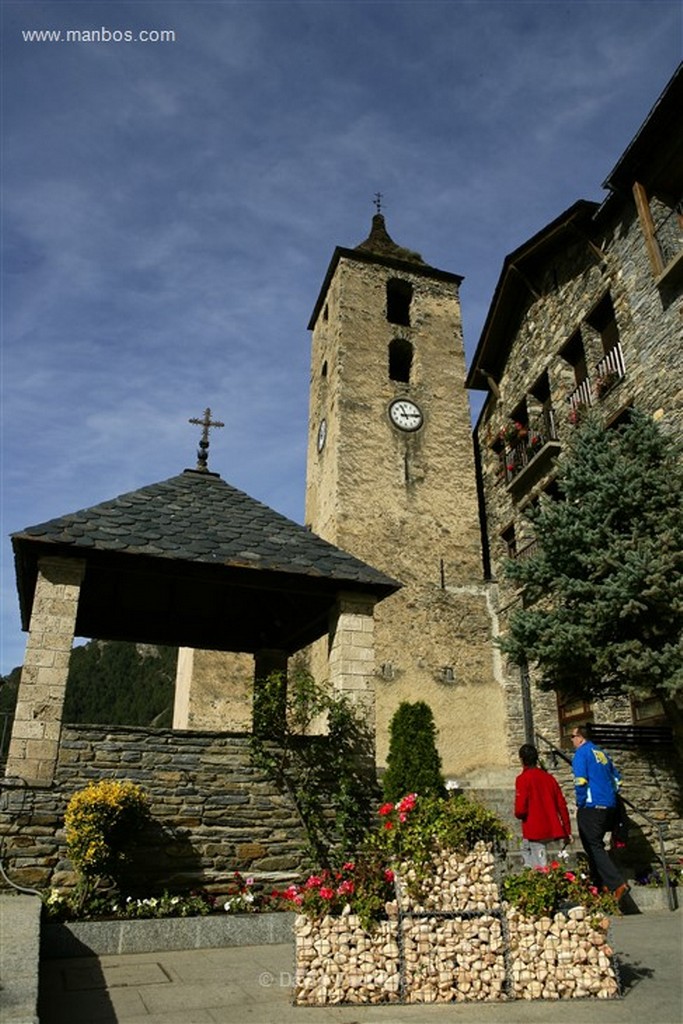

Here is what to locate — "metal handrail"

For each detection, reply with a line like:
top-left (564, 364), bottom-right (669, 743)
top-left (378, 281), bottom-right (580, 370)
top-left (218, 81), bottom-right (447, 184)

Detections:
top-left (534, 731), bottom-right (675, 911)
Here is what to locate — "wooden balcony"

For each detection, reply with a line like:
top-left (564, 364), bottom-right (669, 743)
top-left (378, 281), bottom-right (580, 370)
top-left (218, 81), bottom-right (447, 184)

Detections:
top-left (502, 412), bottom-right (561, 491)
top-left (594, 343), bottom-right (626, 400)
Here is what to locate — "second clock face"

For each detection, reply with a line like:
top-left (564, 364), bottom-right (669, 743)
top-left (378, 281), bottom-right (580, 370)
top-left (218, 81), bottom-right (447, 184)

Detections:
top-left (389, 399), bottom-right (423, 432)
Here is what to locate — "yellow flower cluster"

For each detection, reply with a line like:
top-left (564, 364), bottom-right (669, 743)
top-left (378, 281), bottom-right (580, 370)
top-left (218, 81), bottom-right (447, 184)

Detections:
top-left (64, 780), bottom-right (150, 881)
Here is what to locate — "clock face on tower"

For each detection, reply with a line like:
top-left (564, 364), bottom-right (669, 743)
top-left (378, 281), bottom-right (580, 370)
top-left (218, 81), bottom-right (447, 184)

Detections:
top-left (389, 398), bottom-right (423, 432)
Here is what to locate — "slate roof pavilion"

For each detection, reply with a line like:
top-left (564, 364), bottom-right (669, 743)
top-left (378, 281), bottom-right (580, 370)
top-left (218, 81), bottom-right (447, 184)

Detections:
top-left (11, 468), bottom-right (400, 655)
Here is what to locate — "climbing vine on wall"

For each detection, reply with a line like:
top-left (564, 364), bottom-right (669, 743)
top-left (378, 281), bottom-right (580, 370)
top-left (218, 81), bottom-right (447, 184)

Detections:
top-left (250, 664), bottom-right (378, 870)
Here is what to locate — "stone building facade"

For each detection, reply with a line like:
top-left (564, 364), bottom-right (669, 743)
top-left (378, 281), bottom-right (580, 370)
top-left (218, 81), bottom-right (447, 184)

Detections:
top-left (465, 67), bottom-right (682, 854)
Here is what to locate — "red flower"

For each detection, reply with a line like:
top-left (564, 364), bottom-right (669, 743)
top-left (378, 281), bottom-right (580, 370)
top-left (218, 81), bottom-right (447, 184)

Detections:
top-left (398, 792), bottom-right (416, 808)
top-left (550, 860), bottom-right (560, 869)
top-left (384, 869), bottom-right (395, 883)
top-left (564, 872), bottom-right (576, 882)
top-left (384, 821), bottom-right (393, 830)
top-left (319, 887), bottom-right (334, 900)
top-left (379, 802), bottom-right (394, 816)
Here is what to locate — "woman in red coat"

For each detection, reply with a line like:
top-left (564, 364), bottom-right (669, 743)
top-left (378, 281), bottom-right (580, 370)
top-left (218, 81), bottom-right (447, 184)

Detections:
top-left (515, 744), bottom-right (572, 868)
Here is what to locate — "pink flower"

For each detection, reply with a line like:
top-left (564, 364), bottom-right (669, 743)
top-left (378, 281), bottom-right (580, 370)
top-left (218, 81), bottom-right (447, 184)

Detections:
top-left (342, 861), bottom-right (355, 872)
top-left (337, 879), bottom-right (354, 896)
top-left (589, 886), bottom-right (599, 896)
top-left (564, 872), bottom-right (576, 882)
top-left (305, 875), bottom-right (322, 889)
top-left (319, 887), bottom-right (334, 900)
top-left (398, 793), bottom-right (417, 812)
top-left (533, 865), bottom-right (550, 874)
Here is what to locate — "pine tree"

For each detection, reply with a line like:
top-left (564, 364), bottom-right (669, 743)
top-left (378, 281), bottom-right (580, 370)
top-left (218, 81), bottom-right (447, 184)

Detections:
top-left (382, 701), bottom-right (446, 801)
top-left (499, 410), bottom-right (683, 731)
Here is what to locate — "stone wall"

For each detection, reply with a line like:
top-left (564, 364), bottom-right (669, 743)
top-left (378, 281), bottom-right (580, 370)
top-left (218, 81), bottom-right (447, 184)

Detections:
top-left (0, 723), bottom-right (316, 896)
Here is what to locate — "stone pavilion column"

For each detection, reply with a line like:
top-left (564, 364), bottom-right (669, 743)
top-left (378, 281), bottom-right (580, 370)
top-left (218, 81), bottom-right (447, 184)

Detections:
top-left (327, 592), bottom-right (377, 730)
top-left (5, 556), bottom-right (85, 785)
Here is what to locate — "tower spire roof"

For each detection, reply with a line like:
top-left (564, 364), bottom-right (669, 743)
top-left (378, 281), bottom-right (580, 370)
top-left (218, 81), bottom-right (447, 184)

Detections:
top-left (355, 213), bottom-right (425, 265)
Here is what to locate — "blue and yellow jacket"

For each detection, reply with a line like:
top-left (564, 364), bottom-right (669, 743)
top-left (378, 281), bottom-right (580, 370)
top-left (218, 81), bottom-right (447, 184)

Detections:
top-left (572, 740), bottom-right (621, 808)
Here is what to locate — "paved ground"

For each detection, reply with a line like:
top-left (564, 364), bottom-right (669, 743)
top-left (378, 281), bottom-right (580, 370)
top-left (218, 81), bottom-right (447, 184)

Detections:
top-left (38, 910), bottom-right (682, 1024)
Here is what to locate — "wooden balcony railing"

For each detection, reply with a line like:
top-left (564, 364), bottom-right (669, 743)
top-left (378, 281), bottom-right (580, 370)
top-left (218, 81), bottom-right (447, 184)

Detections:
top-left (501, 411), bottom-right (560, 485)
top-left (594, 343), bottom-right (626, 399)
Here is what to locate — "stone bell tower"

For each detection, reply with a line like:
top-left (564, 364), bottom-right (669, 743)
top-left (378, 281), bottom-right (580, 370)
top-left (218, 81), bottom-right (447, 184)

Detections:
top-left (304, 212), bottom-right (508, 781)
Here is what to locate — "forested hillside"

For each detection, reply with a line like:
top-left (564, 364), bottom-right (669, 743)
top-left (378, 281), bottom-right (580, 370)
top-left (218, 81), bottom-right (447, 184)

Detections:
top-left (0, 641), bottom-right (177, 762)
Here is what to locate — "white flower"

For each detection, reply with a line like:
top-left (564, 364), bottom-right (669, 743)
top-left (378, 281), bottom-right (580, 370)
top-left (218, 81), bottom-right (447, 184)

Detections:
top-left (556, 848), bottom-right (569, 860)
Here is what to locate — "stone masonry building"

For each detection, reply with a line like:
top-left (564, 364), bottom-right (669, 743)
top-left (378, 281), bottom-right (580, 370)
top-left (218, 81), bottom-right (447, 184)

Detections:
top-left (464, 65), bottom-right (682, 858)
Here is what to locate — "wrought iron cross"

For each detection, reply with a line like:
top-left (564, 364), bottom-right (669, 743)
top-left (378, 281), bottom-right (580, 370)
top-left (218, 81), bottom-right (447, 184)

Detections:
top-left (374, 192), bottom-right (383, 214)
top-left (189, 407), bottom-right (224, 472)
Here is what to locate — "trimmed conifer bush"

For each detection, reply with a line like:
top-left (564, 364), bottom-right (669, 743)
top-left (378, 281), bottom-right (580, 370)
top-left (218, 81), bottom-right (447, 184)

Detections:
top-left (382, 701), bottom-right (446, 801)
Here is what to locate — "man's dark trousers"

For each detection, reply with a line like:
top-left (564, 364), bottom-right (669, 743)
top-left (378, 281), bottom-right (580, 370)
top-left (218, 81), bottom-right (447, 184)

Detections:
top-left (577, 806), bottom-right (623, 890)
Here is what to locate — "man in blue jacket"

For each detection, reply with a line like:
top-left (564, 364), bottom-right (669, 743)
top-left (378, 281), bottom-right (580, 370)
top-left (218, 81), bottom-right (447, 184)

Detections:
top-left (571, 724), bottom-right (629, 901)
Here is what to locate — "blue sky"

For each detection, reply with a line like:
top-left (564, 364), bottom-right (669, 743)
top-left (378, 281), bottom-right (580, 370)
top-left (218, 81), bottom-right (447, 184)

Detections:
top-left (1, 1), bottom-right (681, 675)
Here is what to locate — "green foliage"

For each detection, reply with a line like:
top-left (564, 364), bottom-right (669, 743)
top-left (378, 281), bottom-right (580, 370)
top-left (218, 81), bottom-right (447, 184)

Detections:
top-left (382, 701), bottom-right (446, 801)
top-left (43, 887), bottom-right (215, 922)
top-left (502, 862), bottom-right (617, 918)
top-left (500, 411), bottom-right (683, 703)
top-left (0, 666), bottom-right (21, 762)
top-left (273, 852), bottom-right (395, 929)
top-left (374, 792), bottom-right (510, 877)
top-left (277, 791), bottom-right (509, 927)
top-left (64, 779), bottom-right (151, 905)
top-left (1, 642), bottom-right (176, 757)
top-left (64, 641), bottom-right (177, 726)
top-left (250, 664), bottom-right (379, 869)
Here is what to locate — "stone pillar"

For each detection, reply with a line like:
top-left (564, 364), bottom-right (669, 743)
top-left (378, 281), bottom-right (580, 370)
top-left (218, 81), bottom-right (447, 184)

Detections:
top-left (327, 593), bottom-right (377, 730)
top-left (252, 648), bottom-right (288, 736)
top-left (5, 556), bottom-right (85, 785)
top-left (172, 646), bottom-right (194, 729)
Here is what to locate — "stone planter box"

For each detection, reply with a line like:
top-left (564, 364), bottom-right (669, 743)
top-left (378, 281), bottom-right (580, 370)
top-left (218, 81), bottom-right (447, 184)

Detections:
top-left (507, 906), bottom-right (618, 1001)
top-left (42, 911), bottom-right (295, 958)
top-left (294, 846), bottom-right (619, 1006)
top-left (628, 885), bottom-right (677, 913)
top-left (294, 908), bottom-right (618, 1006)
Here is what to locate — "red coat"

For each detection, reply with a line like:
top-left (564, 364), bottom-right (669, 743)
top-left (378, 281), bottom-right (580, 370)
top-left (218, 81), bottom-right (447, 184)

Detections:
top-left (514, 766), bottom-right (571, 842)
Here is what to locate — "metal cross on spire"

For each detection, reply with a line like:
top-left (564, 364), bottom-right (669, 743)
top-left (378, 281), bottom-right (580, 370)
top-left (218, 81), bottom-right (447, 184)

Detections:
top-left (373, 192), bottom-right (383, 214)
top-left (189, 407), bottom-right (224, 472)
